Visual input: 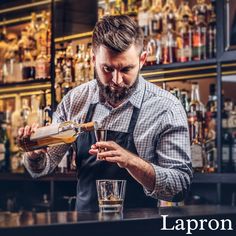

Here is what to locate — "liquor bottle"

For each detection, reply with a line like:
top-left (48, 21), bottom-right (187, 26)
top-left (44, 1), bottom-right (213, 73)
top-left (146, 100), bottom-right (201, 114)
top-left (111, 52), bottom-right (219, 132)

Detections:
top-left (0, 112), bottom-right (10, 172)
top-left (192, 0), bottom-right (209, 23)
top-left (65, 44), bottom-right (75, 82)
top-left (104, 0), bottom-right (111, 16)
top-left (61, 67), bottom-right (73, 97)
top-left (162, 0), bottom-right (178, 32)
top-left (148, 0), bottom-right (163, 36)
top-left (35, 46), bottom-right (49, 80)
top-left (180, 90), bottom-right (189, 113)
top-left (43, 91), bottom-right (52, 126)
top-left (176, 1), bottom-right (193, 62)
top-left (21, 98), bottom-right (31, 126)
top-left (84, 44), bottom-right (92, 82)
top-left (137, 0), bottom-right (150, 37)
top-left (192, 13), bottom-right (207, 61)
top-left (145, 37), bottom-right (158, 66)
top-left (162, 23), bottom-right (177, 64)
top-left (11, 95), bottom-right (23, 153)
top-left (222, 131), bottom-right (232, 173)
top-left (207, 4), bottom-right (216, 59)
top-left (231, 132), bottom-right (236, 172)
top-left (17, 121), bottom-right (99, 152)
top-left (27, 95), bottom-right (43, 126)
top-left (188, 83), bottom-right (206, 172)
top-left (192, 0), bottom-right (208, 60)
top-left (37, 11), bottom-right (48, 52)
top-left (26, 12), bottom-right (38, 59)
top-left (74, 44), bottom-right (85, 86)
top-left (127, 0), bottom-right (137, 14)
top-left (54, 66), bottom-right (63, 104)
top-left (22, 49), bottom-right (36, 80)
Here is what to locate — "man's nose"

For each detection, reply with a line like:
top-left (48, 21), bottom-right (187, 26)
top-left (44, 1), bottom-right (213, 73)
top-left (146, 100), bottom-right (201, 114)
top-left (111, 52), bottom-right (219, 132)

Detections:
top-left (112, 70), bottom-right (123, 85)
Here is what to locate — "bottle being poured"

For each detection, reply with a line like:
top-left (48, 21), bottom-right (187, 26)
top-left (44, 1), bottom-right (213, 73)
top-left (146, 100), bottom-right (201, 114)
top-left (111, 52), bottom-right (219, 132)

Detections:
top-left (18, 121), bottom-right (99, 152)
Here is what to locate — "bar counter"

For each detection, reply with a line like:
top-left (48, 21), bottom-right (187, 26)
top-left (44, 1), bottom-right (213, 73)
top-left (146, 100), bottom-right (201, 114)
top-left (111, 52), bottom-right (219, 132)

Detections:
top-left (1, 205), bottom-right (236, 236)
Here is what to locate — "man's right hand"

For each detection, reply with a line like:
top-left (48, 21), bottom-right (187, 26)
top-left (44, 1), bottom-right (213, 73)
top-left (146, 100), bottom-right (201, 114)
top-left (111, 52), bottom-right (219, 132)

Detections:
top-left (17, 123), bottom-right (47, 159)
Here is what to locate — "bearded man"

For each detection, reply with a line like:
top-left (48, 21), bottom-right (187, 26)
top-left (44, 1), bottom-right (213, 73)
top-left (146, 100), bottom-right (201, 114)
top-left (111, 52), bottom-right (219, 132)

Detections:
top-left (18, 15), bottom-right (192, 211)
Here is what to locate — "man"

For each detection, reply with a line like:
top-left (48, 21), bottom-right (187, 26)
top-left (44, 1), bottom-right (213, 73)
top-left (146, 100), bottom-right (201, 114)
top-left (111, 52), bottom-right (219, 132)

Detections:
top-left (19, 15), bottom-right (192, 212)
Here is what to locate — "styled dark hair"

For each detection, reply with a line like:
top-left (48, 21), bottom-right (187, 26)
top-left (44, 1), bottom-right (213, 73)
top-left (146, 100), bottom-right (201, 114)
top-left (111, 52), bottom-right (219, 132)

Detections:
top-left (92, 15), bottom-right (144, 54)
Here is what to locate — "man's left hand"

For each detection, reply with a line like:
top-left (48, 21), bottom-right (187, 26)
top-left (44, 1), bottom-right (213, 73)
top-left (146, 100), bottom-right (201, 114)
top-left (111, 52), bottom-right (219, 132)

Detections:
top-left (89, 141), bottom-right (136, 168)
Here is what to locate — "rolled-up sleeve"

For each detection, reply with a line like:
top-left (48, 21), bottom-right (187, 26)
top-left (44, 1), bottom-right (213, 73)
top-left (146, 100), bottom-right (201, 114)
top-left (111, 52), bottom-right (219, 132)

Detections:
top-left (144, 102), bottom-right (192, 202)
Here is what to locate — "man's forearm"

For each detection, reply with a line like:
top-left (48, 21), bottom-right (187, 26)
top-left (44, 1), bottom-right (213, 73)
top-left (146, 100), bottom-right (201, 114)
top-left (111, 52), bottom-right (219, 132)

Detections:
top-left (126, 156), bottom-right (156, 192)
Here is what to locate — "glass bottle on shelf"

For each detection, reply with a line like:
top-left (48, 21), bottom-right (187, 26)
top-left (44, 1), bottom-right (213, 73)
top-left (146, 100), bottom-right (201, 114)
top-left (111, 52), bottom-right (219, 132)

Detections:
top-left (61, 67), bottom-right (73, 97)
top-left (74, 44), bottom-right (85, 86)
top-left (43, 91), bottom-right (52, 126)
top-left (21, 98), bottom-right (31, 126)
top-left (27, 95), bottom-right (43, 126)
top-left (11, 95), bottom-right (23, 153)
top-left (104, 0), bottom-right (111, 16)
top-left (180, 90), bottom-right (189, 113)
top-left (162, 0), bottom-right (178, 32)
top-left (207, 4), bottom-right (216, 59)
top-left (65, 44), bottom-right (75, 82)
top-left (222, 131), bottom-right (232, 173)
top-left (35, 46), bottom-right (49, 80)
top-left (145, 37), bottom-right (158, 66)
top-left (22, 49), bottom-right (36, 80)
top-left (148, 0), bottom-right (163, 36)
top-left (192, 0), bottom-right (209, 23)
top-left (162, 23), bottom-right (177, 64)
top-left (36, 11), bottom-right (48, 53)
top-left (192, 13), bottom-right (207, 61)
top-left (17, 121), bottom-right (99, 152)
top-left (137, 0), bottom-right (150, 37)
top-left (192, 0), bottom-right (208, 61)
top-left (54, 66), bottom-right (63, 104)
top-left (231, 132), bottom-right (236, 172)
top-left (0, 100), bottom-right (10, 172)
top-left (176, 1), bottom-right (193, 63)
top-left (127, 0), bottom-right (137, 14)
top-left (188, 82), bottom-right (206, 173)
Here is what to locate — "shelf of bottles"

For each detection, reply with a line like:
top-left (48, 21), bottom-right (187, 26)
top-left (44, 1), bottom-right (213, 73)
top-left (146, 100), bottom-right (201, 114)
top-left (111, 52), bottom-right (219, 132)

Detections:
top-left (221, 61), bottom-right (236, 174)
top-left (0, 0), bottom-right (231, 178)
top-left (98, 0), bottom-right (216, 66)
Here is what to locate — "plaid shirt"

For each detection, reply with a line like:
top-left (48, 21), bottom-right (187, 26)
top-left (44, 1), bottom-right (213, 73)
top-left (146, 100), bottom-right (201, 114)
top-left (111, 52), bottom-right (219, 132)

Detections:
top-left (24, 76), bottom-right (192, 202)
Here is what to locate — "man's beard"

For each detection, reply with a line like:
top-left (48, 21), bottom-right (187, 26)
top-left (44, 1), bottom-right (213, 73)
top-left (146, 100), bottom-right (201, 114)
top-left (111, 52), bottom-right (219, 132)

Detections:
top-left (95, 69), bottom-right (140, 105)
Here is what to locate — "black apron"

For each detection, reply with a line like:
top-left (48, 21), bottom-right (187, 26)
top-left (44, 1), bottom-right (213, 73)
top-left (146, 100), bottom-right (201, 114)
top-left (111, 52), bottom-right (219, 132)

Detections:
top-left (75, 102), bottom-right (157, 211)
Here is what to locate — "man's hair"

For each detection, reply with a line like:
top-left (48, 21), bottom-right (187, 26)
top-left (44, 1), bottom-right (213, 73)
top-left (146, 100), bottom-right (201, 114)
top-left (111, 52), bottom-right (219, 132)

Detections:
top-left (92, 15), bottom-right (144, 54)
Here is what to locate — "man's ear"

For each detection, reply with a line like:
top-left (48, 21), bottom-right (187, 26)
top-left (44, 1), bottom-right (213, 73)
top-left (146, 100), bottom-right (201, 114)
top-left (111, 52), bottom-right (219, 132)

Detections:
top-left (139, 51), bottom-right (147, 69)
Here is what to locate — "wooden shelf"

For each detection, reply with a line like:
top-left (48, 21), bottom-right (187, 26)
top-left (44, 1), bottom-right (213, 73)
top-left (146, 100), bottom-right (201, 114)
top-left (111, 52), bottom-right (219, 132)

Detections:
top-left (141, 59), bottom-right (217, 83)
top-left (0, 79), bottom-right (51, 97)
top-left (0, 172), bottom-right (77, 182)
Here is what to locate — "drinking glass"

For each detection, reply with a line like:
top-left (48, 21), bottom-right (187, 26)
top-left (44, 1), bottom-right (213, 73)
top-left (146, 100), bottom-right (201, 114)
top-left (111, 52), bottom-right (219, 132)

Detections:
top-left (94, 129), bottom-right (107, 157)
top-left (96, 179), bottom-right (126, 213)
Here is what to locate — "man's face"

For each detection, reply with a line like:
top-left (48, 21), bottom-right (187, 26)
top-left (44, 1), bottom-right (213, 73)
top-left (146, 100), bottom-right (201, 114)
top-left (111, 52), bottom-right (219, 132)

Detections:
top-left (93, 44), bottom-right (146, 106)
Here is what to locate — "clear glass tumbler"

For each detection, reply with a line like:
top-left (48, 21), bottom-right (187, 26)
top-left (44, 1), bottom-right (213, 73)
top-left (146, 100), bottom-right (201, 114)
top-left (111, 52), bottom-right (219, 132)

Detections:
top-left (96, 179), bottom-right (126, 213)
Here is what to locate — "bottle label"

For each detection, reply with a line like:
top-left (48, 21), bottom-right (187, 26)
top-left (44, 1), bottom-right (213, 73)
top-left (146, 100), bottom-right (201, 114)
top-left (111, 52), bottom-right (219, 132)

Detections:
top-left (36, 59), bottom-right (48, 79)
top-left (191, 144), bottom-right (203, 168)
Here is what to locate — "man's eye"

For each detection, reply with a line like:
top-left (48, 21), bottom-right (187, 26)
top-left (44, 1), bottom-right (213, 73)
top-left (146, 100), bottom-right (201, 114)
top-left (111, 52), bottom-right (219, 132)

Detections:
top-left (121, 68), bottom-right (131, 73)
top-left (103, 67), bottom-right (113, 73)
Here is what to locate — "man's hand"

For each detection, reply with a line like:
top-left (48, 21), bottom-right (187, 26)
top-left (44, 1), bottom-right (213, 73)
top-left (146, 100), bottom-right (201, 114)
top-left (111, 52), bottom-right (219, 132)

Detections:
top-left (18, 123), bottom-right (47, 159)
top-left (89, 141), bottom-right (155, 192)
top-left (89, 141), bottom-right (137, 168)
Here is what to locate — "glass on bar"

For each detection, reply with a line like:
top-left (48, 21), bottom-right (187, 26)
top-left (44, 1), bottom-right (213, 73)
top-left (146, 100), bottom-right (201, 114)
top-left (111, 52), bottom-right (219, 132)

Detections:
top-left (96, 179), bottom-right (126, 213)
